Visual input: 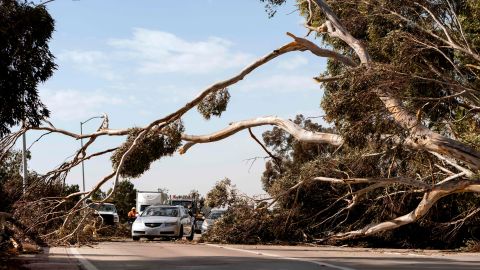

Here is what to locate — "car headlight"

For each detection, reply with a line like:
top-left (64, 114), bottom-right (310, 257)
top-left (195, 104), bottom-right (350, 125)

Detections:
top-left (164, 222), bottom-right (177, 227)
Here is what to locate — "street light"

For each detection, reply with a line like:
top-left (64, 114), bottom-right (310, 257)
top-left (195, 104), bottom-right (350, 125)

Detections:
top-left (80, 115), bottom-right (104, 193)
top-left (22, 129), bottom-right (27, 194)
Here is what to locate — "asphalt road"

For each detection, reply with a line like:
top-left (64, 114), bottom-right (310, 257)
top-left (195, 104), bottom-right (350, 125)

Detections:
top-left (66, 239), bottom-right (480, 270)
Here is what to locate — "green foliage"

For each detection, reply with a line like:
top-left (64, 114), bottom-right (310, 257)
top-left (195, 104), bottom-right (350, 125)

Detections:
top-left (0, 150), bottom-right (23, 212)
top-left (253, 0), bottom-right (480, 247)
top-left (108, 180), bottom-right (136, 223)
top-left (0, 150), bottom-right (82, 244)
top-left (213, 115), bottom-right (480, 247)
top-left (295, 0), bottom-right (480, 150)
top-left (91, 188), bottom-right (106, 201)
top-left (205, 178), bottom-right (236, 208)
top-left (261, 115), bottom-right (336, 191)
top-left (208, 0), bottom-right (480, 247)
top-left (203, 177), bottom-right (283, 244)
top-left (0, 150), bottom-right (72, 212)
top-left (188, 189), bottom-right (200, 199)
top-left (197, 88), bottom-right (231, 120)
top-left (0, 0), bottom-right (56, 137)
top-left (259, 0), bottom-right (287, 17)
top-left (61, 183), bottom-right (81, 211)
top-left (110, 121), bottom-right (184, 178)
top-left (451, 112), bottom-right (480, 150)
top-left (204, 203), bottom-right (279, 244)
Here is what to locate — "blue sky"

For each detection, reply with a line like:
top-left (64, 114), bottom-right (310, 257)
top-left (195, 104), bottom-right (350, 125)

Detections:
top-left (24, 0), bottom-right (327, 196)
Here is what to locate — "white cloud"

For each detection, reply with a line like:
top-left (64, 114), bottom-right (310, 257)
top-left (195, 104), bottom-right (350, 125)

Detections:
top-left (41, 89), bottom-right (124, 121)
top-left (58, 50), bottom-right (118, 80)
top-left (58, 50), bottom-right (105, 65)
top-left (108, 28), bottom-right (253, 74)
top-left (58, 29), bottom-right (254, 78)
top-left (276, 55), bottom-right (309, 70)
top-left (239, 74), bottom-right (318, 93)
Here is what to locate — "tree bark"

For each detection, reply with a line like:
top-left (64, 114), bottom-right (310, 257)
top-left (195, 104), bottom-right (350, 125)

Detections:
top-left (179, 116), bottom-right (343, 154)
top-left (311, 0), bottom-right (480, 170)
top-left (331, 179), bottom-right (480, 240)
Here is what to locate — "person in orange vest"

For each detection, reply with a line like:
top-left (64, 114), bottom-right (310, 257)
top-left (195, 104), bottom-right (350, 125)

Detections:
top-left (127, 207), bottom-right (137, 224)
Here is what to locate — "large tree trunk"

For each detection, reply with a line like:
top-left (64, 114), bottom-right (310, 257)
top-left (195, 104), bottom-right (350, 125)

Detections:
top-left (331, 179), bottom-right (480, 240)
top-left (380, 95), bottom-right (480, 170)
top-left (312, 0), bottom-right (480, 170)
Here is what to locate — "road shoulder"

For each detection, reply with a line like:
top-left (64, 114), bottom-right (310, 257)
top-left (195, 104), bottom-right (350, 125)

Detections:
top-left (15, 247), bottom-right (82, 270)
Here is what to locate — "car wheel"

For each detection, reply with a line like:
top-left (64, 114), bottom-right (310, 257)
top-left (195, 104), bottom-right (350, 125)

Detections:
top-left (186, 227), bottom-right (194, 241)
top-left (177, 225), bottom-right (183, 239)
top-left (132, 236), bottom-right (140, 241)
top-left (146, 236), bottom-right (155, 241)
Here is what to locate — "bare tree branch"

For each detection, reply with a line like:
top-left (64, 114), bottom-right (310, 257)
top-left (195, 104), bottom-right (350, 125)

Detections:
top-left (248, 128), bottom-right (283, 169)
top-left (286, 32), bottom-right (357, 67)
top-left (179, 116), bottom-right (343, 154)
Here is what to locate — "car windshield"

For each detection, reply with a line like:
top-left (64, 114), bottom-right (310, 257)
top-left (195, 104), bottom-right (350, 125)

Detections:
top-left (208, 211), bottom-right (225, 220)
top-left (142, 207), bottom-right (179, 217)
top-left (92, 204), bottom-right (116, 213)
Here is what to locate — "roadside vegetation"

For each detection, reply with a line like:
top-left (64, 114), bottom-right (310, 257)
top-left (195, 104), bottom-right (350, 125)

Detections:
top-left (203, 0), bottom-right (480, 248)
top-left (203, 116), bottom-right (480, 248)
top-left (1, 0), bottom-right (480, 253)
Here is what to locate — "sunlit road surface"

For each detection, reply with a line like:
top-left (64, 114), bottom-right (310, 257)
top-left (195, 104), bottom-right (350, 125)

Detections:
top-left (68, 239), bottom-right (480, 270)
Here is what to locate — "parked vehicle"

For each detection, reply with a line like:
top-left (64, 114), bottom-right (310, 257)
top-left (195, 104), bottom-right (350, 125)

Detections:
top-left (201, 208), bottom-right (226, 234)
top-left (90, 203), bottom-right (119, 226)
top-left (169, 195), bottom-right (204, 233)
top-left (131, 205), bottom-right (194, 241)
top-left (136, 191), bottom-right (168, 216)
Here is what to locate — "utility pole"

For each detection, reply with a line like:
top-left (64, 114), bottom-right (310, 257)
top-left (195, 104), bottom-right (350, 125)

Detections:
top-left (80, 115), bottom-right (104, 193)
top-left (80, 122), bottom-right (85, 193)
top-left (22, 131), bottom-right (27, 194)
top-left (22, 92), bottom-right (28, 194)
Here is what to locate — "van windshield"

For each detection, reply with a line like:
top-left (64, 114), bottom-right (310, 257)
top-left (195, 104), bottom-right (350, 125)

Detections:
top-left (140, 205), bottom-right (149, 212)
top-left (92, 204), bottom-right (117, 213)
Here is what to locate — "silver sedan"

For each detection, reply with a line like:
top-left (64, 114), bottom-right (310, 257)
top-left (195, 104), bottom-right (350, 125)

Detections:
top-left (201, 208), bottom-right (226, 234)
top-left (132, 205), bottom-right (194, 241)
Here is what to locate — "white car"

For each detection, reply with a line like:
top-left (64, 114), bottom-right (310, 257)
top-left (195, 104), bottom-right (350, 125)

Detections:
top-left (201, 208), bottom-right (226, 234)
top-left (131, 205), bottom-right (194, 241)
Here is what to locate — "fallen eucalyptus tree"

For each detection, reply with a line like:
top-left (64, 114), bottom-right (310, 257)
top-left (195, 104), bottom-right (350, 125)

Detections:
top-left (1, 0), bottom-right (479, 245)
